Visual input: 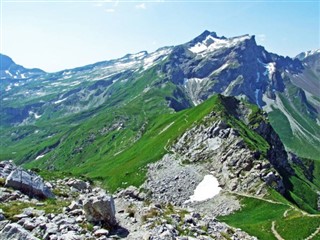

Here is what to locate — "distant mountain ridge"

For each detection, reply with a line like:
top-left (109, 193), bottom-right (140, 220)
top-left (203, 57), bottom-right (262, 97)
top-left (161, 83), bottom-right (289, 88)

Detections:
top-left (1, 30), bottom-right (320, 240)
top-left (0, 53), bottom-right (45, 80)
top-left (0, 30), bottom-right (319, 183)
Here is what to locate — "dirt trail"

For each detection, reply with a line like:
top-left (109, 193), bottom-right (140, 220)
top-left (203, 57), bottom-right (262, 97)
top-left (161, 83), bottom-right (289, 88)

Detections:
top-left (225, 191), bottom-right (286, 205)
top-left (271, 221), bottom-right (285, 240)
top-left (305, 226), bottom-right (320, 240)
top-left (283, 209), bottom-right (290, 218)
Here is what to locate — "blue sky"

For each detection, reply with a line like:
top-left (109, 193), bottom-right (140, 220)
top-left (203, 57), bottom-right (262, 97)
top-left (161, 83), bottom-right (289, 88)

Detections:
top-left (1, 0), bottom-right (319, 72)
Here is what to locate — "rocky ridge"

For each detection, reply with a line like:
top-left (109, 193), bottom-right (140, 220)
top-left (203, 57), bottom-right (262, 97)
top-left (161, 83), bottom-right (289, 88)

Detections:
top-left (0, 160), bottom-right (256, 240)
top-left (0, 54), bottom-right (45, 80)
top-left (144, 96), bottom-right (289, 210)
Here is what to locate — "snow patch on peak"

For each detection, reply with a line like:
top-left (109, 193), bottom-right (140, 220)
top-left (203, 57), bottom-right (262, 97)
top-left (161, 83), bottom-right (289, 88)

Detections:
top-left (189, 35), bottom-right (251, 54)
top-left (143, 48), bottom-right (171, 70)
top-left (266, 62), bottom-right (276, 78)
top-left (189, 42), bottom-right (208, 53)
top-left (258, 58), bottom-right (276, 79)
top-left (130, 51), bottom-right (148, 60)
top-left (303, 49), bottom-right (320, 58)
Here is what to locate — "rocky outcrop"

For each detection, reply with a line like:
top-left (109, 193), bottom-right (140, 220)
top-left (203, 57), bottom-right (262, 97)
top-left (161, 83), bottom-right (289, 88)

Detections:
top-left (66, 178), bottom-right (91, 192)
top-left (114, 188), bottom-right (256, 240)
top-left (0, 161), bottom-right (257, 240)
top-left (1, 162), bottom-right (54, 199)
top-left (144, 99), bottom-right (291, 209)
top-left (0, 160), bottom-right (16, 179)
top-left (82, 188), bottom-right (117, 227)
top-left (0, 223), bottom-right (40, 240)
top-left (117, 185), bottom-right (146, 201)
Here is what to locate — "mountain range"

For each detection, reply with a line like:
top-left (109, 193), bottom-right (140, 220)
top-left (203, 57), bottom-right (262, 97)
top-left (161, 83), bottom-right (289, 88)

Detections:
top-left (0, 30), bottom-right (320, 239)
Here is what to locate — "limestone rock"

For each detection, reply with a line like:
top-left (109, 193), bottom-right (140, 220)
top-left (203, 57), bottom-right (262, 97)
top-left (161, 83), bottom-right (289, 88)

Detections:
top-left (117, 185), bottom-right (145, 200)
top-left (94, 228), bottom-right (109, 237)
top-left (83, 190), bottom-right (116, 227)
top-left (0, 161), bottom-right (16, 179)
top-left (0, 223), bottom-right (40, 240)
top-left (5, 168), bottom-right (54, 199)
top-left (66, 179), bottom-right (90, 191)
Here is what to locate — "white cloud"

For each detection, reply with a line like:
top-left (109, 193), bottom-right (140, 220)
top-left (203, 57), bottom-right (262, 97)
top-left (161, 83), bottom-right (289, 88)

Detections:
top-left (93, 3), bottom-right (103, 7)
top-left (135, 3), bottom-right (146, 10)
top-left (105, 8), bottom-right (115, 13)
top-left (256, 34), bottom-right (266, 42)
top-left (113, 0), bottom-right (119, 7)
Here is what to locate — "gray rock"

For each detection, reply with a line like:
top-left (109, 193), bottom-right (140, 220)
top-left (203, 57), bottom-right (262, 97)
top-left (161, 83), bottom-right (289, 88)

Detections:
top-left (69, 209), bottom-right (83, 216)
top-left (13, 213), bottom-right (29, 219)
top-left (0, 220), bottom-right (9, 231)
top-left (94, 228), bottom-right (109, 237)
top-left (45, 222), bottom-right (59, 235)
top-left (0, 223), bottom-right (40, 240)
top-left (0, 209), bottom-right (5, 221)
top-left (5, 168), bottom-right (55, 199)
top-left (59, 231), bottom-right (84, 240)
top-left (23, 207), bottom-right (45, 217)
top-left (67, 201), bottom-right (81, 211)
top-left (23, 220), bottom-right (37, 231)
top-left (83, 191), bottom-right (116, 227)
top-left (117, 185), bottom-right (145, 200)
top-left (0, 161), bottom-right (16, 179)
top-left (66, 179), bottom-right (90, 191)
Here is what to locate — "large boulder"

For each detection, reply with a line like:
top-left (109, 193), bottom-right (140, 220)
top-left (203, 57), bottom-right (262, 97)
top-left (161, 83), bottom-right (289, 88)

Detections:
top-left (83, 190), bottom-right (116, 227)
top-left (0, 223), bottom-right (40, 240)
top-left (66, 178), bottom-right (90, 191)
top-left (0, 160), bottom-right (16, 179)
top-left (5, 168), bottom-right (54, 199)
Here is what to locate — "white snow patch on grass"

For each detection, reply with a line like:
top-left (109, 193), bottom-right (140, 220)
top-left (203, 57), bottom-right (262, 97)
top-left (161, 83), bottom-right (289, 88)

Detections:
top-left (185, 175), bottom-right (221, 203)
top-left (5, 70), bottom-right (13, 77)
top-left (54, 98), bottom-right (67, 104)
top-left (34, 113), bottom-right (41, 119)
top-left (35, 154), bottom-right (45, 160)
top-left (70, 81), bottom-right (81, 86)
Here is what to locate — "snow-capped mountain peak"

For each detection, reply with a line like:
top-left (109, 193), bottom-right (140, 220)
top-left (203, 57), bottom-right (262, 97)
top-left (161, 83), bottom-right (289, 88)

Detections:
top-left (188, 32), bottom-right (252, 54)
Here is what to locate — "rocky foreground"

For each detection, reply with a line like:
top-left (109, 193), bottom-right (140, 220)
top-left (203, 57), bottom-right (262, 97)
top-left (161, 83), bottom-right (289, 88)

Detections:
top-left (0, 160), bottom-right (257, 240)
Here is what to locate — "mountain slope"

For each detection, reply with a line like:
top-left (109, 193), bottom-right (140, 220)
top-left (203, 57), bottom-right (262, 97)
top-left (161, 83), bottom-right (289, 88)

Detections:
top-left (1, 32), bottom-right (318, 161)
top-left (0, 31), bottom-right (319, 215)
top-left (0, 54), bottom-right (45, 80)
top-left (159, 31), bottom-right (320, 159)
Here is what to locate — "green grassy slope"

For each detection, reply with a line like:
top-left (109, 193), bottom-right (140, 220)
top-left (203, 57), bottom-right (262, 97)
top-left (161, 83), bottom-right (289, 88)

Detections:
top-left (17, 93), bottom-right (271, 193)
top-left (267, 82), bottom-right (320, 161)
top-left (219, 195), bottom-right (320, 240)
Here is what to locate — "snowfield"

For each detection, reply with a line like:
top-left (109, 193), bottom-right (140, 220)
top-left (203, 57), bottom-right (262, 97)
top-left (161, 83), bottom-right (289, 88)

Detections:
top-left (185, 174), bottom-right (221, 203)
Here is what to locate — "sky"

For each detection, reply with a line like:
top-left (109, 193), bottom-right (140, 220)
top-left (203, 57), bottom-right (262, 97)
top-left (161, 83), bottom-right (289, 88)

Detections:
top-left (1, 0), bottom-right (319, 72)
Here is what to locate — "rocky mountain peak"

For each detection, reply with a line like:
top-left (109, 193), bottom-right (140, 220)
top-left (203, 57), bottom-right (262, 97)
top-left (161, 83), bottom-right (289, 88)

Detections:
top-left (0, 53), bottom-right (45, 80)
top-left (295, 49), bottom-right (320, 61)
top-left (0, 54), bottom-right (15, 70)
top-left (189, 30), bottom-right (219, 45)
